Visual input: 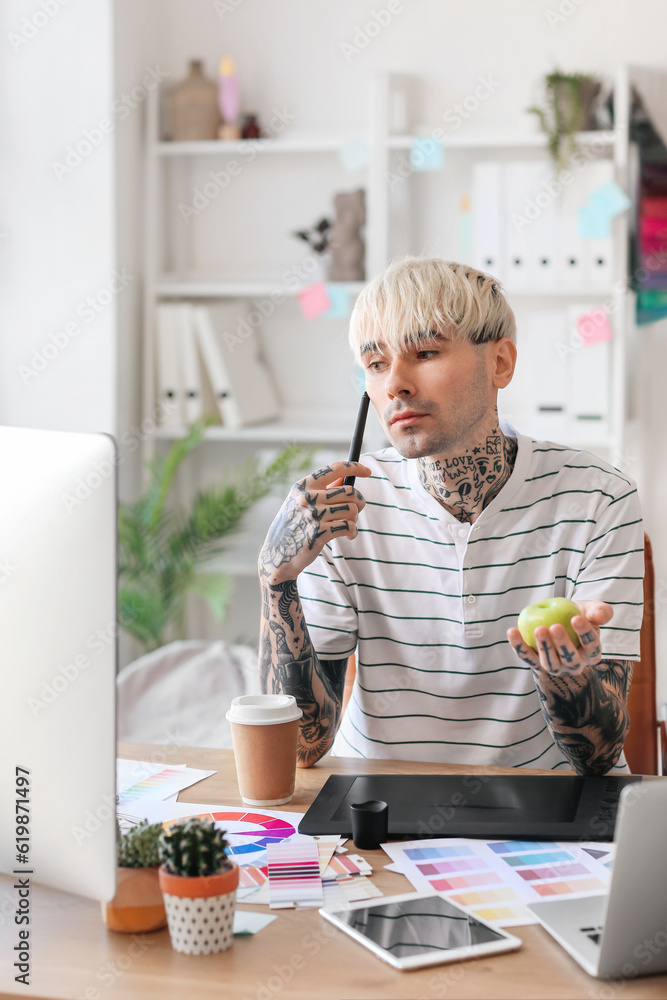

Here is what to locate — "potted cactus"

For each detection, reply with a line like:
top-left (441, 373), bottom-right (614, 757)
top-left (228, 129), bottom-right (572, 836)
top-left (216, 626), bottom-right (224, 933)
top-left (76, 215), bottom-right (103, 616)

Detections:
top-left (101, 820), bottom-right (167, 933)
top-left (158, 816), bottom-right (239, 955)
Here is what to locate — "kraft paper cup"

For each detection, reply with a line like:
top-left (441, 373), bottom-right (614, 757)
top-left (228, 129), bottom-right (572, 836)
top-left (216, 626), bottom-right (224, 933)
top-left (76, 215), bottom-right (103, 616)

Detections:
top-left (226, 695), bottom-right (303, 806)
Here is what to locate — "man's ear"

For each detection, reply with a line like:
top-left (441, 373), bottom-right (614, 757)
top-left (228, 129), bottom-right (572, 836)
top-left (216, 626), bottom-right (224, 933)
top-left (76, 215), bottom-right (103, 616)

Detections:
top-left (491, 338), bottom-right (517, 389)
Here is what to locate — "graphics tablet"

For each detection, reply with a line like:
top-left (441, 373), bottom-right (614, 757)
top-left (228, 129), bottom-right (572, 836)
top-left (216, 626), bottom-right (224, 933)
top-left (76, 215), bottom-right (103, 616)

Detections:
top-left (299, 773), bottom-right (642, 841)
top-left (320, 891), bottom-right (522, 970)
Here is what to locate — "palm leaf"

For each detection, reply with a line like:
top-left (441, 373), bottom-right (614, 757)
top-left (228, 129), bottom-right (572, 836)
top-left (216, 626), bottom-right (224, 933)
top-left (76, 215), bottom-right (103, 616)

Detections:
top-left (118, 436), bottom-right (311, 653)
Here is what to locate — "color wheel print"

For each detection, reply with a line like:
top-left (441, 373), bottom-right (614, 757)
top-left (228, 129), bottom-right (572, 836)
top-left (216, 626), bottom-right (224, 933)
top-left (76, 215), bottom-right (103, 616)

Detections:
top-left (164, 810), bottom-right (297, 857)
top-left (211, 810), bottom-right (297, 856)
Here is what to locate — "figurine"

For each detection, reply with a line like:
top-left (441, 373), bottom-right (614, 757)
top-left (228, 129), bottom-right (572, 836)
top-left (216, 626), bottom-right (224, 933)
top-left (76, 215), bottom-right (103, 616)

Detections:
top-left (329, 189), bottom-right (366, 281)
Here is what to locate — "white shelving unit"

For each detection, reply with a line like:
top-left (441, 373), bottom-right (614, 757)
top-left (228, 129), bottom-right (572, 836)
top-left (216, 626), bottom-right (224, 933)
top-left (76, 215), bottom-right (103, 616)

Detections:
top-left (139, 68), bottom-right (641, 630)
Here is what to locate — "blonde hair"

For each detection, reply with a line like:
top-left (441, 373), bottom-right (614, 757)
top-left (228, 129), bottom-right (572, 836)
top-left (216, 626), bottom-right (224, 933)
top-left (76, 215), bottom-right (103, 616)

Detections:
top-left (348, 257), bottom-right (516, 363)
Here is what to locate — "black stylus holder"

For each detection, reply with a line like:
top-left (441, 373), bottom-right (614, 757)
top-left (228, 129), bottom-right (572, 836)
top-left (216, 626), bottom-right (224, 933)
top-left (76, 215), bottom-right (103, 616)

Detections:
top-left (350, 799), bottom-right (388, 850)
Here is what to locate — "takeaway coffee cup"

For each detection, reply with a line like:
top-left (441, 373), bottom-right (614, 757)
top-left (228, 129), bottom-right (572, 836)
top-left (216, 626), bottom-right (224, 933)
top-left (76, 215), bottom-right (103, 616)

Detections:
top-left (226, 694), bottom-right (303, 806)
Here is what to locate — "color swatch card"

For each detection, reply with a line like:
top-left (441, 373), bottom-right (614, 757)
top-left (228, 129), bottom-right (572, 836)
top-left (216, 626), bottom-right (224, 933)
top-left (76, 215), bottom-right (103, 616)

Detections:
top-left (267, 840), bottom-right (323, 909)
top-left (383, 838), bottom-right (612, 928)
top-left (322, 853), bottom-right (373, 881)
top-left (322, 875), bottom-right (384, 910)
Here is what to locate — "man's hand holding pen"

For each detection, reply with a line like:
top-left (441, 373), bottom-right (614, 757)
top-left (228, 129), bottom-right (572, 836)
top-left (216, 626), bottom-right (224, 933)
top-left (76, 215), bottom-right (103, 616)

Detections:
top-left (258, 461), bottom-right (371, 584)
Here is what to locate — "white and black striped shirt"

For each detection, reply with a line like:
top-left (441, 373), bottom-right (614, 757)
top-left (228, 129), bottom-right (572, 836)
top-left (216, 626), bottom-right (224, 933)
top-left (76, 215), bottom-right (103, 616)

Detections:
top-left (297, 432), bottom-right (643, 771)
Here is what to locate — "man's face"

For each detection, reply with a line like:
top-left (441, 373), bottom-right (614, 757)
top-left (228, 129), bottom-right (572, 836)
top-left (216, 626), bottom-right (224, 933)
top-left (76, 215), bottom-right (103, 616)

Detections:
top-left (361, 331), bottom-right (496, 460)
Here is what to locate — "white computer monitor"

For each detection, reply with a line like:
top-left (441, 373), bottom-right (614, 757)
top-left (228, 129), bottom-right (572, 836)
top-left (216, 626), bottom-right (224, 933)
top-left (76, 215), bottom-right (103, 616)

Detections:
top-left (0, 426), bottom-right (117, 901)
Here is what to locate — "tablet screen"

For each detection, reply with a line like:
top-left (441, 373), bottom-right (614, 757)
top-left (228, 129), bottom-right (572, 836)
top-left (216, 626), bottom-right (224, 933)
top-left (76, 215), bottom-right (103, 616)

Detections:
top-left (332, 894), bottom-right (506, 959)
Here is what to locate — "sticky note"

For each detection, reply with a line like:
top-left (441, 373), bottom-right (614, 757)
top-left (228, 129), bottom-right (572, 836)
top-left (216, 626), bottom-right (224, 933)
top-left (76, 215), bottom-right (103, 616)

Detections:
top-left (409, 135), bottom-right (445, 171)
top-left (588, 180), bottom-right (631, 218)
top-left (578, 205), bottom-right (611, 239)
top-left (337, 136), bottom-right (369, 173)
top-left (322, 283), bottom-right (351, 319)
top-left (576, 308), bottom-right (613, 345)
top-left (233, 910), bottom-right (276, 935)
top-left (297, 281), bottom-right (332, 319)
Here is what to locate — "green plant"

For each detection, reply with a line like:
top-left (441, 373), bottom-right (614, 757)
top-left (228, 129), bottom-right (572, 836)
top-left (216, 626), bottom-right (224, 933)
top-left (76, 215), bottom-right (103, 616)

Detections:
top-left (527, 71), bottom-right (599, 171)
top-left (117, 819), bottom-right (163, 868)
top-left (119, 421), bottom-right (311, 652)
top-left (158, 817), bottom-right (231, 876)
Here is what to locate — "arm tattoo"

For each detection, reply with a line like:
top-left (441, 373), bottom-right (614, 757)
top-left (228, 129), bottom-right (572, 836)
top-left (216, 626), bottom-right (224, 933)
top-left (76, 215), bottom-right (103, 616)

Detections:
top-left (259, 577), bottom-right (349, 767)
top-left (531, 659), bottom-right (634, 775)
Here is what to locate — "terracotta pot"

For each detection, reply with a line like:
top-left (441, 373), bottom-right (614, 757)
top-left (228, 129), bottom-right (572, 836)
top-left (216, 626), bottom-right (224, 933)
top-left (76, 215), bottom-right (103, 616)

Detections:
top-left (158, 864), bottom-right (239, 955)
top-left (101, 866), bottom-right (167, 933)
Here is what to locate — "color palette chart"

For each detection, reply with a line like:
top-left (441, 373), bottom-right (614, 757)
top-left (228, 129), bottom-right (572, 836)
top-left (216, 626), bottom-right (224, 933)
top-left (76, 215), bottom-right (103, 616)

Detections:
top-left (383, 838), bottom-right (613, 928)
top-left (116, 765), bottom-right (215, 809)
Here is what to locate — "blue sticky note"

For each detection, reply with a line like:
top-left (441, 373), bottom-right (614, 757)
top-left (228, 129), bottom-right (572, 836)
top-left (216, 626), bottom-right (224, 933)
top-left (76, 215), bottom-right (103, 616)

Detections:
top-left (588, 180), bottom-right (631, 219)
top-left (337, 136), bottom-right (369, 173)
top-left (579, 205), bottom-right (611, 239)
top-left (409, 135), bottom-right (445, 171)
top-left (322, 283), bottom-right (351, 319)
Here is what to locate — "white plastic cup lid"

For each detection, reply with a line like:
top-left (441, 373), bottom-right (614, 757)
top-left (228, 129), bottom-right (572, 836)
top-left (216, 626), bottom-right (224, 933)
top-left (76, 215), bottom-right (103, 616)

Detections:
top-left (226, 694), bottom-right (302, 726)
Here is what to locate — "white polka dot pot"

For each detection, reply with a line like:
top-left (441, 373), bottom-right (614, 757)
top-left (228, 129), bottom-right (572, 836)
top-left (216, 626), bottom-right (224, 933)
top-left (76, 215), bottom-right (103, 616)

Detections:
top-left (158, 864), bottom-right (239, 956)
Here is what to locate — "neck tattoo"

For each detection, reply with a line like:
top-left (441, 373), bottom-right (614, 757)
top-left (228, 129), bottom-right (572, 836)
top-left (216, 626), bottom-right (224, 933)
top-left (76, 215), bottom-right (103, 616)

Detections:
top-left (417, 428), bottom-right (518, 524)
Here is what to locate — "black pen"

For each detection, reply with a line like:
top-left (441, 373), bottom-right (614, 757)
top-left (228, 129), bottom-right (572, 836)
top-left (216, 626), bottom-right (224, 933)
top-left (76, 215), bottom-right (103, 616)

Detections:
top-left (343, 392), bottom-right (370, 487)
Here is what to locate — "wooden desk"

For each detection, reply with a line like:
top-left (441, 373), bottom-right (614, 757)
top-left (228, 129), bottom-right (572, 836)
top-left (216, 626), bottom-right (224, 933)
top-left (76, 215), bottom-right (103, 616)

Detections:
top-left (1, 745), bottom-right (665, 1000)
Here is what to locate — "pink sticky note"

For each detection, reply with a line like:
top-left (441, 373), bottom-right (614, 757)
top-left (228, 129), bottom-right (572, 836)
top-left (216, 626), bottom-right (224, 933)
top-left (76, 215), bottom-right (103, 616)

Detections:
top-left (297, 281), bottom-right (332, 319)
top-left (576, 308), bottom-right (613, 346)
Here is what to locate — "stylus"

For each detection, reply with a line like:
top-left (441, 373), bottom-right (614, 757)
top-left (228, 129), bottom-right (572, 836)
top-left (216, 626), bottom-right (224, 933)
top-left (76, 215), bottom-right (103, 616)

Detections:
top-left (343, 392), bottom-right (370, 487)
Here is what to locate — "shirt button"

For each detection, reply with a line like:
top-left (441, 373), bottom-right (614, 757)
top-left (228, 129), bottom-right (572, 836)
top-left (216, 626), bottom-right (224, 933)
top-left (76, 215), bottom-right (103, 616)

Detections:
top-left (458, 528), bottom-right (467, 538)
top-left (467, 595), bottom-right (476, 604)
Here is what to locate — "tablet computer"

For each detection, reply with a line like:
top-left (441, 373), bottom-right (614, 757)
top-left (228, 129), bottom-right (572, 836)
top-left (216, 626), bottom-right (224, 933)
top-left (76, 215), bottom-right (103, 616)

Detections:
top-left (299, 773), bottom-right (642, 840)
top-left (320, 891), bottom-right (522, 971)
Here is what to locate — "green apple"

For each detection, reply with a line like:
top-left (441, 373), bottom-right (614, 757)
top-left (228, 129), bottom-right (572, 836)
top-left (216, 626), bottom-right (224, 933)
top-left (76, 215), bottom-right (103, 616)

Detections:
top-left (517, 597), bottom-right (582, 650)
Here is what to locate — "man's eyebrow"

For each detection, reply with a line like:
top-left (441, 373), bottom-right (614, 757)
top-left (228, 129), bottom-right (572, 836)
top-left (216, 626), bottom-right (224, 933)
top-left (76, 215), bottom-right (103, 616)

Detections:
top-left (360, 331), bottom-right (444, 356)
top-left (413, 330), bottom-right (444, 343)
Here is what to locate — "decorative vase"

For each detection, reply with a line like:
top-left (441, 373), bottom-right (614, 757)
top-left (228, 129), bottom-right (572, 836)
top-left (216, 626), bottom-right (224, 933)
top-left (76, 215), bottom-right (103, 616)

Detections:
top-left (169, 60), bottom-right (221, 141)
top-left (101, 866), bottom-right (167, 934)
top-left (158, 864), bottom-right (239, 955)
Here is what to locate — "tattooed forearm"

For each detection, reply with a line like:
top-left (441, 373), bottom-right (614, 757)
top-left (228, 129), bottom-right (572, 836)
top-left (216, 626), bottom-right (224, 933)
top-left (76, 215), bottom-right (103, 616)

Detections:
top-left (259, 578), bottom-right (347, 767)
top-left (531, 659), bottom-right (634, 774)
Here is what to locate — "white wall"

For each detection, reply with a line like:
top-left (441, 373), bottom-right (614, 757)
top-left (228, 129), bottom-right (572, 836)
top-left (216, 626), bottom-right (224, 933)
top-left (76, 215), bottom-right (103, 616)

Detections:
top-left (0, 0), bottom-right (116, 434)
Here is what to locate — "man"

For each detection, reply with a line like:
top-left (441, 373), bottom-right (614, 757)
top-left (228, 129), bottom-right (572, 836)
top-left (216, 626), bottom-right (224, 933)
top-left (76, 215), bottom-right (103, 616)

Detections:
top-left (258, 258), bottom-right (643, 775)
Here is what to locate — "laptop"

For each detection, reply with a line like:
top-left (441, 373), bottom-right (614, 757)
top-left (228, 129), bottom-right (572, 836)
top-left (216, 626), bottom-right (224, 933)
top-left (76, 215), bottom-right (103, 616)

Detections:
top-left (528, 781), bottom-right (667, 979)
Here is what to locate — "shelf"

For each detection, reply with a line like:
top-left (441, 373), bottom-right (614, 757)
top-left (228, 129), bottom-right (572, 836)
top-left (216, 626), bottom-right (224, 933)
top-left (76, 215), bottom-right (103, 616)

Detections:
top-left (156, 274), bottom-right (365, 299)
top-left (154, 416), bottom-right (356, 444)
top-left (156, 133), bottom-right (368, 156)
top-left (387, 130), bottom-right (617, 151)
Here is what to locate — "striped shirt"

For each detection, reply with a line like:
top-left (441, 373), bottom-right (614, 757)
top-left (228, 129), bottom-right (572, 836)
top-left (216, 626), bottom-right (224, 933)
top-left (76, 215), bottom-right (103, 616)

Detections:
top-left (297, 431), bottom-right (644, 772)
